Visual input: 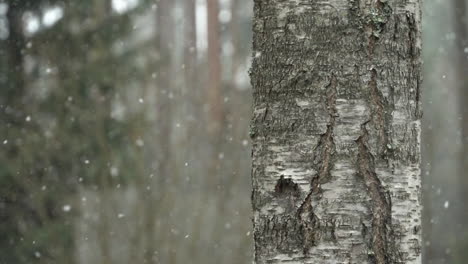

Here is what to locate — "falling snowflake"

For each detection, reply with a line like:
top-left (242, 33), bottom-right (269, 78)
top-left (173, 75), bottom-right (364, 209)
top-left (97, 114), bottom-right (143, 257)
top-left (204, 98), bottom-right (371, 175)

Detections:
top-left (63, 205), bottom-right (72, 212)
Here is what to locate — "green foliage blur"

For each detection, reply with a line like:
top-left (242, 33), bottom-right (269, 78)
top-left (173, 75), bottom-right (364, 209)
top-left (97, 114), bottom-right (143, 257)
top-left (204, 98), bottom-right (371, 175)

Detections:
top-left (0, 1), bottom-right (156, 263)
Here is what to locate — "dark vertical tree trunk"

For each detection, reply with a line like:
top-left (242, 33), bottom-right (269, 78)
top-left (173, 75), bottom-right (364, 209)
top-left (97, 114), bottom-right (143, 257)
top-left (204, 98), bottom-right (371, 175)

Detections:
top-left (181, 2), bottom-right (205, 261)
top-left (453, 0), bottom-right (468, 256)
top-left (145, 0), bottom-right (174, 262)
top-left (5, 1), bottom-right (25, 108)
top-left (206, 0), bottom-right (223, 136)
top-left (182, 0), bottom-right (199, 164)
top-left (205, 0), bottom-right (224, 194)
top-left (184, 0), bottom-right (197, 88)
top-left (0, 3), bottom-right (27, 263)
top-left (229, 0), bottom-right (241, 79)
top-left (250, 1), bottom-right (422, 263)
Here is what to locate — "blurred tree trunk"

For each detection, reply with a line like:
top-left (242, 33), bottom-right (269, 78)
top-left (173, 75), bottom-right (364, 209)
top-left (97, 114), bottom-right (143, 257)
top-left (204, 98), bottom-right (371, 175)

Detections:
top-left (0, 2), bottom-right (27, 262)
top-left (182, 0), bottom-right (198, 163)
top-left (182, 1), bottom-right (204, 260)
top-left (5, 1), bottom-right (25, 109)
top-left (144, 0), bottom-right (174, 262)
top-left (95, 2), bottom-right (114, 264)
top-left (206, 0), bottom-right (223, 136)
top-left (204, 0), bottom-right (224, 209)
top-left (229, 0), bottom-right (241, 79)
top-left (184, 0), bottom-right (197, 88)
top-left (250, 1), bottom-right (422, 263)
top-left (454, 0), bottom-right (468, 258)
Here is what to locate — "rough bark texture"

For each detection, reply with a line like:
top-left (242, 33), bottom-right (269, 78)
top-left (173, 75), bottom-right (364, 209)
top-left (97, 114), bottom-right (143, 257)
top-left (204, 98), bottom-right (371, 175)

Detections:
top-left (250, 0), bottom-right (422, 263)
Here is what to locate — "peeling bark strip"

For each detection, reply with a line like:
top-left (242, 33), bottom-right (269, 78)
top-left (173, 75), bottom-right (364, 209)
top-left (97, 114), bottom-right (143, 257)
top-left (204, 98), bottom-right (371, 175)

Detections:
top-left (251, 0), bottom-right (422, 263)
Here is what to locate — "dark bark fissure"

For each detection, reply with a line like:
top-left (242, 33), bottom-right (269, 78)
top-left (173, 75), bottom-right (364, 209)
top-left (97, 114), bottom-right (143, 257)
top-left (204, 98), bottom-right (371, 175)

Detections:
top-left (357, 2), bottom-right (400, 263)
top-left (356, 122), bottom-right (397, 264)
top-left (296, 192), bottom-right (320, 254)
top-left (295, 73), bottom-right (338, 254)
top-left (312, 74), bottom-right (338, 193)
top-left (406, 14), bottom-right (422, 119)
top-left (369, 68), bottom-right (390, 158)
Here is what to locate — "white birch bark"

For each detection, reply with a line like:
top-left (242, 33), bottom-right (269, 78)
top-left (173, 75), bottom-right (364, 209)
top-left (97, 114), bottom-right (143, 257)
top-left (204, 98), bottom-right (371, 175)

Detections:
top-left (250, 0), bottom-right (422, 263)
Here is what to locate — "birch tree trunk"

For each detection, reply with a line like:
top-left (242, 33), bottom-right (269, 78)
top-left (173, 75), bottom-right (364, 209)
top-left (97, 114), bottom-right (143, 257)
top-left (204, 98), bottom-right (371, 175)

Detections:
top-left (250, 1), bottom-right (422, 263)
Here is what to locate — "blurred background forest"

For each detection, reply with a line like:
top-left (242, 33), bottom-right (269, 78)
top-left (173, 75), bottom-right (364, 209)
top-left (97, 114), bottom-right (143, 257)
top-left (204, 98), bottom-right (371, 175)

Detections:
top-left (0, 0), bottom-right (466, 263)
